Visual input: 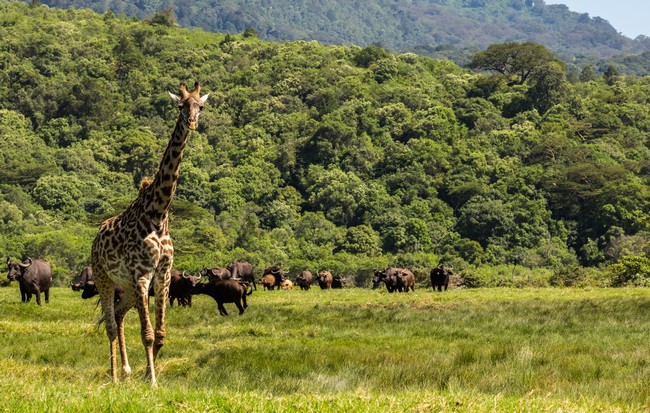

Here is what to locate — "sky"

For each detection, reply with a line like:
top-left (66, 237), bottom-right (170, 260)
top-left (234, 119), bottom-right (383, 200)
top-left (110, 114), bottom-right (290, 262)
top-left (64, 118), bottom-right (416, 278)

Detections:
top-left (545, 0), bottom-right (649, 39)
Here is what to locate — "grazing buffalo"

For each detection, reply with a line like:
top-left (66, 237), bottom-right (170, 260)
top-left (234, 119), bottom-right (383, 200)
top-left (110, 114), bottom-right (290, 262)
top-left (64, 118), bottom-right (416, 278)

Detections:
top-left (295, 270), bottom-right (313, 291)
top-left (262, 265), bottom-right (286, 290)
top-left (281, 279), bottom-right (293, 290)
top-left (169, 269), bottom-right (200, 307)
top-left (228, 261), bottom-right (256, 290)
top-left (6, 257), bottom-right (52, 305)
top-left (260, 274), bottom-right (276, 291)
top-left (199, 267), bottom-right (231, 282)
top-left (193, 279), bottom-right (252, 316)
top-left (396, 269), bottom-right (415, 292)
top-left (430, 264), bottom-right (451, 291)
top-left (317, 270), bottom-right (333, 289)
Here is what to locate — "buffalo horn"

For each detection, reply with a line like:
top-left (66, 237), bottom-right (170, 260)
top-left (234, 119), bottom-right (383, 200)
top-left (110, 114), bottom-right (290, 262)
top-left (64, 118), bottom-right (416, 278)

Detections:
top-left (18, 258), bottom-right (32, 268)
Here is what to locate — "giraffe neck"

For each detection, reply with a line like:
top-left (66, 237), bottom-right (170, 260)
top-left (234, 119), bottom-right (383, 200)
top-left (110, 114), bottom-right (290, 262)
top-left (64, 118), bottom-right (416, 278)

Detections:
top-left (143, 115), bottom-right (189, 222)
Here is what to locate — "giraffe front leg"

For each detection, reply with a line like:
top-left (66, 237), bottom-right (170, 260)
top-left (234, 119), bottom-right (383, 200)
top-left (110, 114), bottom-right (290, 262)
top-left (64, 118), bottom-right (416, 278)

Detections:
top-left (134, 275), bottom-right (157, 387)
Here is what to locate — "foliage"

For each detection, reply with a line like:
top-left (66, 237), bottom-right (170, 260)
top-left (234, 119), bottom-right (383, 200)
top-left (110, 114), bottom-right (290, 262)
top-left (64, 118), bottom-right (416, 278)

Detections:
top-left (0, 3), bottom-right (649, 285)
top-left (608, 254), bottom-right (650, 287)
top-left (31, 0), bottom-right (650, 76)
top-left (467, 42), bottom-right (563, 85)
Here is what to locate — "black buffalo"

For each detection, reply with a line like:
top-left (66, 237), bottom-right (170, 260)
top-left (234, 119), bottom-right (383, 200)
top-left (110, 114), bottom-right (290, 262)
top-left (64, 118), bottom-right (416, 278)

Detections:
top-left (193, 279), bottom-right (253, 316)
top-left (199, 267), bottom-right (231, 282)
top-left (169, 269), bottom-right (200, 307)
top-left (70, 266), bottom-right (99, 299)
top-left (372, 267), bottom-right (412, 293)
top-left (430, 264), bottom-right (451, 291)
top-left (331, 274), bottom-right (345, 289)
top-left (6, 257), bottom-right (52, 305)
top-left (69, 265), bottom-right (133, 303)
top-left (228, 261), bottom-right (256, 290)
top-left (295, 270), bottom-right (313, 291)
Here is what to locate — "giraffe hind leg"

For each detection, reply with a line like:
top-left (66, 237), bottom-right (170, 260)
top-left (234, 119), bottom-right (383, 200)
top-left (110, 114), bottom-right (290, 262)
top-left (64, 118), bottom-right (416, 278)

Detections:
top-left (134, 275), bottom-right (157, 387)
top-left (94, 271), bottom-right (120, 384)
top-left (114, 288), bottom-right (135, 378)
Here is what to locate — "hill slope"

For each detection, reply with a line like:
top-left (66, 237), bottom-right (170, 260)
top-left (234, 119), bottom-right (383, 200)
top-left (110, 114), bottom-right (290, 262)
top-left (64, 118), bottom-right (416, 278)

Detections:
top-left (0, 2), bottom-right (649, 284)
top-left (35, 0), bottom-right (650, 70)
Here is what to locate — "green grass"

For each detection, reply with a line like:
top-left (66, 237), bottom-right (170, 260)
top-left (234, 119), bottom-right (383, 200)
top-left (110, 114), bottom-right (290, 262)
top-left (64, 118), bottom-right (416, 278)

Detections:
top-left (0, 286), bottom-right (648, 412)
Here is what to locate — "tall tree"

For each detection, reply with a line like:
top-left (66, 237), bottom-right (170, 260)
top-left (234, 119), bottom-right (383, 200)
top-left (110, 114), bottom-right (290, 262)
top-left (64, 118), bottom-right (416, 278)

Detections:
top-left (468, 42), bottom-right (563, 85)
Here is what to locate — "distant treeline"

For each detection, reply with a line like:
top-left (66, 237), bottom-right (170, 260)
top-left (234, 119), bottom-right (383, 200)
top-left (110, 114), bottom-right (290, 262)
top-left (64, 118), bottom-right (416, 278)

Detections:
top-left (30, 0), bottom-right (650, 75)
top-left (0, 2), bottom-right (649, 288)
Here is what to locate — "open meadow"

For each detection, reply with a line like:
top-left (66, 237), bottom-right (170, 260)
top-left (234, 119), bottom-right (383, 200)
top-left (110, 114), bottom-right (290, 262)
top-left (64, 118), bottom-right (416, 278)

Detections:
top-left (0, 286), bottom-right (648, 412)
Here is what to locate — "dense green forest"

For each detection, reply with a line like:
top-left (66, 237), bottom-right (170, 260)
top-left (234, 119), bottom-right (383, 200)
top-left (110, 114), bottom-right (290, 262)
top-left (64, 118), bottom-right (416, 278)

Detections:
top-left (1, 2), bottom-right (649, 287)
top-left (31, 0), bottom-right (650, 75)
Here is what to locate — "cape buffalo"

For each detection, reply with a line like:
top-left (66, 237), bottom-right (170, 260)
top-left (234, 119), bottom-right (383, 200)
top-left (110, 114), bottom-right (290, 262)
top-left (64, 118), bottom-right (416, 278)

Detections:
top-left (430, 264), bottom-right (451, 291)
top-left (169, 269), bottom-right (200, 307)
top-left (193, 279), bottom-right (253, 316)
top-left (70, 266), bottom-right (99, 299)
top-left (396, 269), bottom-right (415, 292)
top-left (6, 257), bottom-right (52, 305)
top-left (373, 267), bottom-right (412, 293)
top-left (260, 274), bottom-right (276, 290)
top-left (295, 270), bottom-right (313, 291)
top-left (228, 261), bottom-right (256, 290)
top-left (199, 267), bottom-right (231, 282)
top-left (262, 265), bottom-right (286, 289)
top-left (317, 270), bottom-right (333, 289)
top-left (331, 274), bottom-right (345, 289)
top-left (69, 266), bottom-right (138, 303)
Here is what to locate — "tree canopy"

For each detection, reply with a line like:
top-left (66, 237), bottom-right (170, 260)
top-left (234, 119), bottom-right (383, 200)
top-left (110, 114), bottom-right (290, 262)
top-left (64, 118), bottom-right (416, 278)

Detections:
top-left (33, 0), bottom-right (650, 76)
top-left (0, 2), bottom-right (649, 286)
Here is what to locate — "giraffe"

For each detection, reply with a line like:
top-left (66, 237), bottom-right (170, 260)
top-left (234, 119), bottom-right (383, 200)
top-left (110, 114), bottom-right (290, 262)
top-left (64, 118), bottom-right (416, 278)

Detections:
top-left (91, 82), bottom-right (208, 387)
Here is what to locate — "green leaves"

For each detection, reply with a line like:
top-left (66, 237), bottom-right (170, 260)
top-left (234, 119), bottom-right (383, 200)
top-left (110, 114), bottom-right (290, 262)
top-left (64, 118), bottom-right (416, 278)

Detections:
top-left (468, 42), bottom-right (565, 85)
top-left (0, 3), bottom-right (649, 280)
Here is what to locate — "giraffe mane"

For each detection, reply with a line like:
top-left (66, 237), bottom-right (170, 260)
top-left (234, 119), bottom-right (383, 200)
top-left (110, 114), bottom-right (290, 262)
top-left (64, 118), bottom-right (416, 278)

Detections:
top-left (139, 177), bottom-right (153, 193)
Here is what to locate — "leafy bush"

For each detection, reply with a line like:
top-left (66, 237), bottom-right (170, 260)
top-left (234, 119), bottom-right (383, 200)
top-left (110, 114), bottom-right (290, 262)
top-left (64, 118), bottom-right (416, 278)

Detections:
top-left (608, 255), bottom-right (650, 287)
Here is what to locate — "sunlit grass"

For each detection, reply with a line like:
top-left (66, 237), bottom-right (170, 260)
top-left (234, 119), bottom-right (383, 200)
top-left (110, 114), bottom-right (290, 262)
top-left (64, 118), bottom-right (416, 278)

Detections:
top-left (0, 286), bottom-right (648, 411)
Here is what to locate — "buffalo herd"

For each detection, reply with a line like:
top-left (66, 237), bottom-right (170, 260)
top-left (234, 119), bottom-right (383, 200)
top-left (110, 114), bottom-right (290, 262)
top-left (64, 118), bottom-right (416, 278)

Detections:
top-left (6, 256), bottom-right (454, 312)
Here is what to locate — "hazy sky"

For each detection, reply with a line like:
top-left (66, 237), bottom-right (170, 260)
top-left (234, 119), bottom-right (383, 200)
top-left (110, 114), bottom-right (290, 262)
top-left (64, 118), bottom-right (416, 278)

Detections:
top-left (545, 0), bottom-right (649, 39)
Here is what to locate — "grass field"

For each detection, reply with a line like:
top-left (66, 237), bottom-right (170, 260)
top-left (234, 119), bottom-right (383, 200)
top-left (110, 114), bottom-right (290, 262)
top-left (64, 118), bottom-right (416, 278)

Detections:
top-left (0, 285), bottom-right (648, 412)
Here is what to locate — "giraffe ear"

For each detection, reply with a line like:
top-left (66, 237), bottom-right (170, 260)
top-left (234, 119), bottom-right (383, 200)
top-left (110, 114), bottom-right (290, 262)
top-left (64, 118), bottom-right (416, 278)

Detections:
top-left (200, 93), bottom-right (209, 105)
top-left (169, 92), bottom-right (182, 106)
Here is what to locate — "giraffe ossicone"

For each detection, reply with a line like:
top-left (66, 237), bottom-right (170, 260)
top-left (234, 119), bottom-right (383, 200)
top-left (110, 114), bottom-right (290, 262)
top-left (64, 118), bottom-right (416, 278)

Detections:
top-left (91, 81), bottom-right (208, 387)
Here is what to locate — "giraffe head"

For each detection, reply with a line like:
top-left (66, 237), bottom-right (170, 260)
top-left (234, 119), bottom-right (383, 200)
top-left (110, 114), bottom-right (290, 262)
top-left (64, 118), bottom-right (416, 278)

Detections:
top-left (169, 82), bottom-right (209, 130)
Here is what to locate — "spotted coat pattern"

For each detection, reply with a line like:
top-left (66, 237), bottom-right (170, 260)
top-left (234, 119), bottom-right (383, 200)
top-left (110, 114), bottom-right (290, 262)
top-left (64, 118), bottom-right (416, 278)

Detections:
top-left (91, 82), bottom-right (208, 387)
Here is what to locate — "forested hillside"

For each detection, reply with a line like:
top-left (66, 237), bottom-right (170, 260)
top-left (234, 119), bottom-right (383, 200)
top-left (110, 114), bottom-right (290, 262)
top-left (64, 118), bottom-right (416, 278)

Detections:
top-left (1, 2), bottom-right (649, 286)
top-left (32, 0), bottom-right (650, 75)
